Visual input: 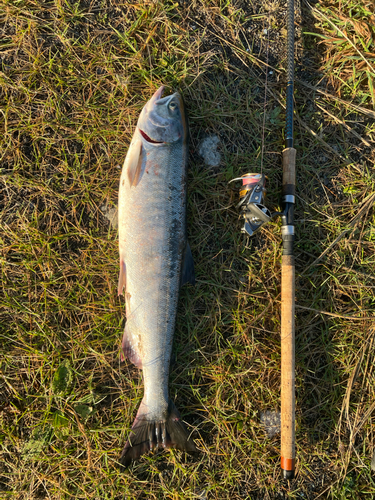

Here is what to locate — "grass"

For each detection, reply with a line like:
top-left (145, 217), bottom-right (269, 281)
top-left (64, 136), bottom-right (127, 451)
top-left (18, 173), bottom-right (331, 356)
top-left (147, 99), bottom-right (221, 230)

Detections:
top-left (306, 0), bottom-right (375, 108)
top-left (1, 0), bottom-right (375, 498)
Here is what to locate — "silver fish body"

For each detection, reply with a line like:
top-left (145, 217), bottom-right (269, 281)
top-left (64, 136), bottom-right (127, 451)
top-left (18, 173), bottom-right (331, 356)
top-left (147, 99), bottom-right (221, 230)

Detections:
top-left (118, 86), bottom-right (196, 467)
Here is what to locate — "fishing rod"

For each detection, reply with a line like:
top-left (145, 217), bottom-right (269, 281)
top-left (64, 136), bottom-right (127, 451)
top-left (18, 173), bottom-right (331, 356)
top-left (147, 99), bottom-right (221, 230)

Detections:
top-left (280, 0), bottom-right (296, 479)
top-left (230, 0), bottom-right (296, 480)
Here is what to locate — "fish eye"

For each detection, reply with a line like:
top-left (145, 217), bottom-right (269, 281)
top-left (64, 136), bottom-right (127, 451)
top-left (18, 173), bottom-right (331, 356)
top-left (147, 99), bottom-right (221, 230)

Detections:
top-left (169, 101), bottom-right (177, 110)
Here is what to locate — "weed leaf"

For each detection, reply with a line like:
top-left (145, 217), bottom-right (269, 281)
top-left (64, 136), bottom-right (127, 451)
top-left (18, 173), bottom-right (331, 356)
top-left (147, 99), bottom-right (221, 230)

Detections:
top-left (52, 359), bottom-right (73, 396)
top-left (74, 404), bottom-right (93, 420)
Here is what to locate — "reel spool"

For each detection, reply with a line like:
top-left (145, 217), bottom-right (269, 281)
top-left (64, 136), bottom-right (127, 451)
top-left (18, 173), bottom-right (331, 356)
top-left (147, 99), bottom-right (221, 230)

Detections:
top-left (230, 173), bottom-right (279, 237)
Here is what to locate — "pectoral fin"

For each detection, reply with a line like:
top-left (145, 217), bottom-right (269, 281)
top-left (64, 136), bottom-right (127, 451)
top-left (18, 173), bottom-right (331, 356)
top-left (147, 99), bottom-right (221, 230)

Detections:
top-left (180, 241), bottom-right (195, 286)
top-left (125, 137), bottom-right (143, 187)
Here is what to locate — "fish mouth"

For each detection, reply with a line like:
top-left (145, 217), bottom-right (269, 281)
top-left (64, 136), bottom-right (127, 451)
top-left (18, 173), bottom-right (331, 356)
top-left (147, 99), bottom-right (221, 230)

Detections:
top-left (151, 85), bottom-right (165, 102)
top-left (139, 85), bottom-right (169, 143)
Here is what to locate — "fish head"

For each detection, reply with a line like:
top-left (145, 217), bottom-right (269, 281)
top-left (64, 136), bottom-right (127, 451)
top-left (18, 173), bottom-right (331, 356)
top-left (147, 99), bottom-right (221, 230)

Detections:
top-left (137, 86), bottom-right (187, 145)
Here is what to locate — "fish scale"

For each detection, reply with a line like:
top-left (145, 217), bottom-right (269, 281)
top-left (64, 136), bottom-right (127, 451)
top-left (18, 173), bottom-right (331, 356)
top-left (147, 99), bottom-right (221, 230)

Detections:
top-left (117, 86), bottom-right (198, 467)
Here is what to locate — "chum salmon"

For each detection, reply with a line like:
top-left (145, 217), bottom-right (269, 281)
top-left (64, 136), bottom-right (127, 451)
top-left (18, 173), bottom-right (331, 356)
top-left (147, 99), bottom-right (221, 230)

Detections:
top-left (117, 86), bottom-right (197, 467)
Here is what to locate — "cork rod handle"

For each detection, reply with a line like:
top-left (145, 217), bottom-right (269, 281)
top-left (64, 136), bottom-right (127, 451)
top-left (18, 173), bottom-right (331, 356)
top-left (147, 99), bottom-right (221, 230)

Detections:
top-left (280, 254), bottom-right (295, 478)
top-left (281, 147), bottom-right (296, 479)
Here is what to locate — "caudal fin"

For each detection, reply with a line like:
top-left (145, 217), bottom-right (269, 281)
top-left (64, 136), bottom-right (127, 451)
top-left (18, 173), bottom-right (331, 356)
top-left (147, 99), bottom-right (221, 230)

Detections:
top-left (119, 400), bottom-right (198, 469)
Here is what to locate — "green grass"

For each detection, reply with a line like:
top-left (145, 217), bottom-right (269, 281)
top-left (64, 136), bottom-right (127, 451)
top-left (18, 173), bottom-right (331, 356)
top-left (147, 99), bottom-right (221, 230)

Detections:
top-left (1, 0), bottom-right (375, 498)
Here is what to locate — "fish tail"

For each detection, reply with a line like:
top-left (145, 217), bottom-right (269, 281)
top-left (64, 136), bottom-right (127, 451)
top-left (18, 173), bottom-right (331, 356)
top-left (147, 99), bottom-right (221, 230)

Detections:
top-left (119, 399), bottom-right (198, 469)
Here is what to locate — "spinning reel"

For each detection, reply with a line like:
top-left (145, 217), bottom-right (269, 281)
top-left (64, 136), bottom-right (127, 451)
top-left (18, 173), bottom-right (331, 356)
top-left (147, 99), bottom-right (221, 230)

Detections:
top-left (230, 173), bottom-right (281, 237)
